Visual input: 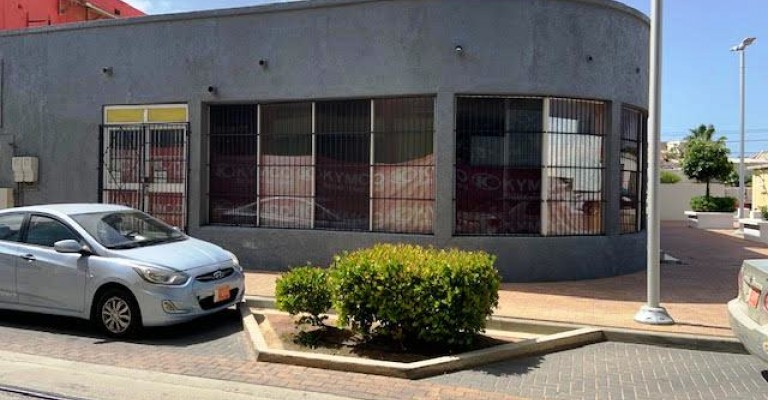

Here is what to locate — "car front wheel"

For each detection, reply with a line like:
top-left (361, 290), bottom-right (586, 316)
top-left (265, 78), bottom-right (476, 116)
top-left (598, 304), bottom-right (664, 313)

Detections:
top-left (95, 289), bottom-right (142, 338)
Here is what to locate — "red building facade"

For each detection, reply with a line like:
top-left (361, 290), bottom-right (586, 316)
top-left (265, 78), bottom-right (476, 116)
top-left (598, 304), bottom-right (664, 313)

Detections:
top-left (0, 0), bottom-right (143, 30)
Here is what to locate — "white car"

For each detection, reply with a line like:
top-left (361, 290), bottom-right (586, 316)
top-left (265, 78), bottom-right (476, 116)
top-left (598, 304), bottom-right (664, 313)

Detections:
top-left (0, 204), bottom-right (245, 338)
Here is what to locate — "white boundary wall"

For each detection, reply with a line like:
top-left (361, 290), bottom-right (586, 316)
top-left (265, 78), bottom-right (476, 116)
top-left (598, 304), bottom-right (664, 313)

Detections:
top-left (660, 182), bottom-right (749, 221)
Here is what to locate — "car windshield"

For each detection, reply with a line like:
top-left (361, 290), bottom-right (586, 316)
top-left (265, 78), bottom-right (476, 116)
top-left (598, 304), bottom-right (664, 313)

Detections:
top-left (70, 210), bottom-right (186, 249)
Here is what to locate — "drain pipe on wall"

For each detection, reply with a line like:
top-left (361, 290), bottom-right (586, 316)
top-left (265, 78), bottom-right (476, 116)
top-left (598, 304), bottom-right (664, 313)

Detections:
top-left (635, 0), bottom-right (674, 326)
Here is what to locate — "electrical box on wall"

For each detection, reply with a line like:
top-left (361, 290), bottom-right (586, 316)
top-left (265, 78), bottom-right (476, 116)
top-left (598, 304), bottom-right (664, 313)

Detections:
top-left (11, 157), bottom-right (38, 183)
top-left (0, 188), bottom-right (12, 208)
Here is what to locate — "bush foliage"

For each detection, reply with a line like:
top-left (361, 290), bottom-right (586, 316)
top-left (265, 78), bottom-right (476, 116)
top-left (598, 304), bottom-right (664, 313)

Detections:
top-left (275, 266), bottom-right (331, 327)
top-left (660, 170), bottom-right (681, 184)
top-left (329, 244), bottom-right (500, 346)
top-left (689, 196), bottom-right (736, 213)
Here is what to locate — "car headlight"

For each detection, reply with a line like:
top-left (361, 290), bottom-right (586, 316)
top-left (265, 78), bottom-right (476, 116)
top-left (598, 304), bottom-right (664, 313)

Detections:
top-left (226, 251), bottom-right (242, 272)
top-left (133, 265), bottom-right (190, 286)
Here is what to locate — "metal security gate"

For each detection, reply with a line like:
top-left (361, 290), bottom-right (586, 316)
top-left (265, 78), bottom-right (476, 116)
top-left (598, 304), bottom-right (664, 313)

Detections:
top-left (99, 123), bottom-right (190, 230)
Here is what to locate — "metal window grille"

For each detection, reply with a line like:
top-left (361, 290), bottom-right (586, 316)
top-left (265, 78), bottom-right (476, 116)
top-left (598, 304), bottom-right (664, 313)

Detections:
top-left (620, 106), bottom-right (647, 234)
top-left (455, 96), bottom-right (606, 236)
top-left (207, 97), bottom-right (435, 234)
top-left (372, 97), bottom-right (435, 234)
top-left (100, 123), bottom-right (189, 229)
top-left (207, 105), bottom-right (258, 225)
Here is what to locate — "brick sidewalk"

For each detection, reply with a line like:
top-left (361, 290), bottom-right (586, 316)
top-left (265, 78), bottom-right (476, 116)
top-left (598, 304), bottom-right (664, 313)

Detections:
top-left (245, 221), bottom-right (759, 338)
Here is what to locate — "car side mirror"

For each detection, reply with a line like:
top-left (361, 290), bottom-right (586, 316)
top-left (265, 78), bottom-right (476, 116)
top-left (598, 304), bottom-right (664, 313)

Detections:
top-left (54, 239), bottom-right (92, 255)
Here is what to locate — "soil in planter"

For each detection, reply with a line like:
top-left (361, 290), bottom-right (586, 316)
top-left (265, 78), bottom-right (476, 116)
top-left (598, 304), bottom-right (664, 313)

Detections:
top-left (259, 312), bottom-right (513, 363)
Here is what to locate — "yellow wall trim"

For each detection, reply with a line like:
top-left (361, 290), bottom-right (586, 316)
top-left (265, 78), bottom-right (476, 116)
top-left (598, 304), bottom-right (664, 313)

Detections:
top-left (104, 104), bottom-right (188, 124)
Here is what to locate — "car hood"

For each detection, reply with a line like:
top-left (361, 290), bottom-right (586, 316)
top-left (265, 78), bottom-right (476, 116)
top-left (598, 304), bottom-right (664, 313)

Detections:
top-left (111, 237), bottom-right (232, 271)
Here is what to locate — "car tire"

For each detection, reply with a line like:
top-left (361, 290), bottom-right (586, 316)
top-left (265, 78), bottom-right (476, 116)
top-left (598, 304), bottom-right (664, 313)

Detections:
top-left (94, 288), bottom-right (142, 338)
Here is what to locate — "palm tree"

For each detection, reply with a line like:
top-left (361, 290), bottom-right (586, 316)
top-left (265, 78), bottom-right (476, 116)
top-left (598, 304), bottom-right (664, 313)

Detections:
top-left (684, 124), bottom-right (726, 143)
top-left (678, 124), bottom-right (726, 159)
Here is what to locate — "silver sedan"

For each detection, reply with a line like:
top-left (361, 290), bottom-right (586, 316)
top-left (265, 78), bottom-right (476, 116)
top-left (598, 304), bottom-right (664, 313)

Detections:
top-left (0, 204), bottom-right (245, 338)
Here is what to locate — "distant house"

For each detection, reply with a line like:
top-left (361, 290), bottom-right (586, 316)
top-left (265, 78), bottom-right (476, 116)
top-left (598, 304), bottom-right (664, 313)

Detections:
top-left (0, 0), bottom-right (143, 30)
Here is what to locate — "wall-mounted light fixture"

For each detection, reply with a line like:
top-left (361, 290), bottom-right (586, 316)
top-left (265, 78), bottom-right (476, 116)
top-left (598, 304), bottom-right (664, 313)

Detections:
top-left (206, 85), bottom-right (218, 95)
top-left (101, 67), bottom-right (113, 76)
top-left (454, 45), bottom-right (464, 55)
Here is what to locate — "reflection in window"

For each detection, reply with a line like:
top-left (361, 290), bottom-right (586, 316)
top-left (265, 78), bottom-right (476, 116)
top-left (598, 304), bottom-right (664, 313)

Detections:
top-left (316, 100), bottom-right (370, 231)
top-left (545, 99), bottom-right (605, 236)
top-left (259, 103), bottom-right (313, 228)
top-left (0, 213), bottom-right (24, 242)
top-left (455, 96), bottom-right (606, 236)
top-left (207, 97), bottom-right (435, 234)
top-left (620, 107), bottom-right (646, 233)
top-left (26, 216), bottom-right (79, 248)
top-left (455, 97), bottom-right (543, 235)
top-left (208, 105), bottom-right (258, 225)
top-left (373, 97), bottom-right (434, 234)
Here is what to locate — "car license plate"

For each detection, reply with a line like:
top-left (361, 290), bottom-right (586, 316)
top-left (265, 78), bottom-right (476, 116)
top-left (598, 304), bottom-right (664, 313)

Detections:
top-left (214, 284), bottom-right (231, 303)
top-left (749, 288), bottom-right (761, 308)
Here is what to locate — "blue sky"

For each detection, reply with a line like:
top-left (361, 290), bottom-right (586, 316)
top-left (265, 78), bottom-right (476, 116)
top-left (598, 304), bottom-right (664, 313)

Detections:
top-left (123, 0), bottom-right (768, 155)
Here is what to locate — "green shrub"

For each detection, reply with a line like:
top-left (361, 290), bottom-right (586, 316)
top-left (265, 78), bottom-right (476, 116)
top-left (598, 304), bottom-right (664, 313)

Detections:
top-left (275, 266), bottom-right (331, 327)
top-left (689, 196), bottom-right (736, 212)
top-left (660, 170), bottom-right (681, 184)
top-left (329, 244), bottom-right (500, 346)
top-left (760, 205), bottom-right (768, 219)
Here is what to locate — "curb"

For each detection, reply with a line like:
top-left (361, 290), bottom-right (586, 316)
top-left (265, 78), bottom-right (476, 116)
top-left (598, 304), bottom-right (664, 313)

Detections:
top-left (245, 296), bottom-right (746, 355)
top-left (238, 303), bottom-right (604, 380)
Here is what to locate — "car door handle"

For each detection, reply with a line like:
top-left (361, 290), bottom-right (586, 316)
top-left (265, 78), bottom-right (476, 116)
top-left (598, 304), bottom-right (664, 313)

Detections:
top-left (19, 254), bottom-right (36, 262)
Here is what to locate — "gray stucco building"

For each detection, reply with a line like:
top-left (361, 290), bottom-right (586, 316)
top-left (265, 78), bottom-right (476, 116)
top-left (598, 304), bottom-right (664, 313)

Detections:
top-left (0, 0), bottom-right (649, 281)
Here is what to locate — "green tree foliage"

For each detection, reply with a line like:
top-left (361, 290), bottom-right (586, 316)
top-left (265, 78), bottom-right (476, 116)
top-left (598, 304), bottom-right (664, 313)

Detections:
top-left (681, 137), bottom-right (733, 198)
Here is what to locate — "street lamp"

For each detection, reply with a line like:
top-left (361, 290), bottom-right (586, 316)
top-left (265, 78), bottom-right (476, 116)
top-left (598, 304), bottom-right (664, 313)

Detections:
top-left (731, 37), bottom-right (756, 219)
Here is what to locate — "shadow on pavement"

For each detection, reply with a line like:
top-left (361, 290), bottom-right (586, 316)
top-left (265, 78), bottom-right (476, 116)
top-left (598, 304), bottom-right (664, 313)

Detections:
top-left (464, 354), bottom-right (545, 378)
top-left (0, 307), bottom-right (242, 346)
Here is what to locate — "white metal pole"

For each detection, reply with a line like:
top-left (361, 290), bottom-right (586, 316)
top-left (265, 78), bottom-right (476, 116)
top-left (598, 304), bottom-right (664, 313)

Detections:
top-left (635, 0), bottom-right (674, 325)
top-left (739, 50), bottom-right (746, 218)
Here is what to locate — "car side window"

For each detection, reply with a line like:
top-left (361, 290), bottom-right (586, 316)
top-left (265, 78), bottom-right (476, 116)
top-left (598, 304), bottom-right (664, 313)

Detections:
top-left (0, 213), bottom-right (25, 242)
top-left (25, 216), bottom-right (79, 248)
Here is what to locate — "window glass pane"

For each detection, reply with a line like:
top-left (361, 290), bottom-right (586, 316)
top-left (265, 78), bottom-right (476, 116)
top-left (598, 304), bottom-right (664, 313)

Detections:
top-left (259, 103), bottom-right (313, 228)
top-left (208, 105), bottom-right (258, 225)
top-left (373, 97), bottom-right (434, 233)
top-left (26, 216), bottom-right (78, 248)
top-left (0, 213), bottom-right (24, 242)
top-left (620, 107), bottom-right (645, 233)
top-left (545, 99), bottom-right (605, 235)
top-left (106, 126), bottom-right (143, 185)
top-left (316, 100), bottom-right (370, 231)
top-left (455, 97), bottom-right (542, 235)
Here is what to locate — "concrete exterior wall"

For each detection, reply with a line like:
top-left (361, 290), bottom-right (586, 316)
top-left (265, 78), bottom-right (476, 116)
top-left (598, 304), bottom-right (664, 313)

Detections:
top-left (0, 0), bottom-right (649, 282)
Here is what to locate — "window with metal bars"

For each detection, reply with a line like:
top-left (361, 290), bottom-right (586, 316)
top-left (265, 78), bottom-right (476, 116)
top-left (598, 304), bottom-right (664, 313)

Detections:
top-left (620, 106), bottom-right (646, 234)
top-left (455, 96), bottom-right (606, 236)
top-left (207, 97), bottom-right (435, 234)
top-left (208, 105), bottom-right (258, 225)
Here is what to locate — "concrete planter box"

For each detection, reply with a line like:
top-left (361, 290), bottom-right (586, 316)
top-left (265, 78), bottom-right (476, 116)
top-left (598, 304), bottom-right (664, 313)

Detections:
top-left (685, 211), bottom-right (735, 229)
top-left (750, 210), bottom-right (764, 220)
top-left (739, 218), bottom-right (768, 243)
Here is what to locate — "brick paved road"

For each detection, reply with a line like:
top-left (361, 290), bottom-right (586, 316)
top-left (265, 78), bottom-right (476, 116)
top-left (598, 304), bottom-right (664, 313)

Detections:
top-left (428, 342), bottom-right (768, 400)
top-left (3, 308), bottom-right (765, 400)
top-left (0, 309), bottom-right (524, 400)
